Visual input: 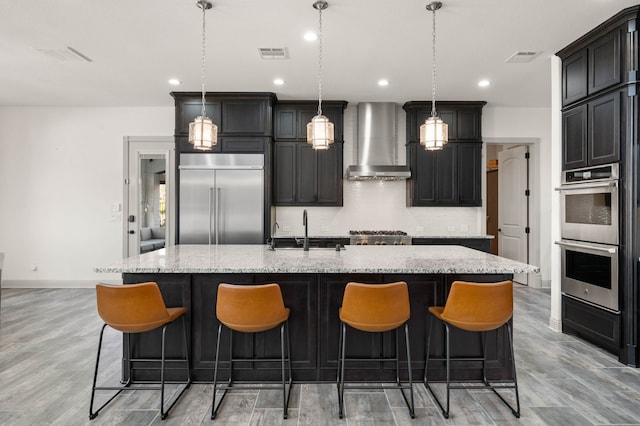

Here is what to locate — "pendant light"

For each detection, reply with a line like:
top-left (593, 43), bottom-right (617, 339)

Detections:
top-left (420, 1), bottom-right (448, 151)
top-left (307, 0), bottom-right (334, 151)
top-left (188, 0), bottom-right (218, 151)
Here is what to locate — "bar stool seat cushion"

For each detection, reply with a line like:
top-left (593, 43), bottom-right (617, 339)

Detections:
top-left (216, 283), bottom-right (290, 333)
top-left (339, 282), bottom-right (410, 332)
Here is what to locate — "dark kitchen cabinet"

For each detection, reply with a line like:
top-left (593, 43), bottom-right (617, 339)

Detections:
top-left (274, 141), bottom-right (343, 206)
top-left (406, 141), bottom-right (482, 207)
top-left (561, 90), bottom-right (621, 170)
top-left (274, 101), bottom-right (346, 142)
top-left (273, 100), bottom-right (347, 206)
top-left (403, 101), bottom-right (484, 207)
top-left (557, 5), bottom-right (640, 366)
top-left (171, 92), bottom-right (276, 154)
top-left (561, 28), bottom-right (622, 106)
top-left (403, 101), bottom-right (485, 143)
top-left (412, 237), bottom-right (491, 253)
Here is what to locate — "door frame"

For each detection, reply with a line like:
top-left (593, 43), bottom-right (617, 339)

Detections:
top-left (484, 137), bottom-right (543, 287)
top-left (122, 136), bottom-right (176, 258)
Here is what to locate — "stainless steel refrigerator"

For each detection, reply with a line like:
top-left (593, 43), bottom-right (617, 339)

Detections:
top-left (179, 153), bottom-right (264, 244)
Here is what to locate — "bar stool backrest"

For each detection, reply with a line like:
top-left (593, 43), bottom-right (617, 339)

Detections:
top-left (440, 280), bottom-right (513, 332)
top-left (96, 282), bottom-right (171, 333)
top-left (217, 283), bottom-right (289, 333)
top-left (340, 282), bottom-right (410, 332)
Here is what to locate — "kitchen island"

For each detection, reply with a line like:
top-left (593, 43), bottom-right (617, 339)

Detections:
top-left (96, 244), bottom-right (538, 382)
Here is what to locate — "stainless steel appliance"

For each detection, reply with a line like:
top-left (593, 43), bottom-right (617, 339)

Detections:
top-left (557, 163), bottom-right (618, 246)
top-left (179, 153), bottom-right (264, 244)
top-left (556, 240), bottom-right (619, 311)
top-left (556, 163), bottom-right (620, 312)
top-left (349, 230), bottom-right (411, 245)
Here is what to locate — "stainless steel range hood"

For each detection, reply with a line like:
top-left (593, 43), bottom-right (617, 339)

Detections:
top-left (346, 102), bottom-right (411, 181)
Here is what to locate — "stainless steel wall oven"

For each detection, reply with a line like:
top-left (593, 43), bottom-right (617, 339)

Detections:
top-left (556, 163), bottom-right (620, 312)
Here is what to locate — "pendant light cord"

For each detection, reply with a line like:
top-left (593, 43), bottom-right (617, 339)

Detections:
top-left (430, 7), bottom-right (437, 118)
top-left (317, 6), bottom-right (324, 116)
top-left (200, 2), bottom-right (207, 118)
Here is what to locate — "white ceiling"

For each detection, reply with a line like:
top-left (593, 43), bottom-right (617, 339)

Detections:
top-left (0, 0), bottom-right (636, 108)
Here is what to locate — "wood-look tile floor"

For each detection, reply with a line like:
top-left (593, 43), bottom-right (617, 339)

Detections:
top-left (1, 285), bottom-right (639, 425)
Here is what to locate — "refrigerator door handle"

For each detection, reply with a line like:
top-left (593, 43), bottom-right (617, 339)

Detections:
top-left (215, 187), bottom-right (221, 245)
top-left (208, 188), bottom-right (214, 245)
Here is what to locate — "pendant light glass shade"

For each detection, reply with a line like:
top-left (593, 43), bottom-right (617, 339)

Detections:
top-left (308, 1), bottom-right (334, 150)
top-left (189, 116), bottom-right (218, 151)
top-left (421, 1), bottom-right (447, 151)
top-left (420, 115), bottom-right (448, 151)
top-left (307, 114), bottom-right (334, 150)
top-left (189, 0), bottom-right (217, 150)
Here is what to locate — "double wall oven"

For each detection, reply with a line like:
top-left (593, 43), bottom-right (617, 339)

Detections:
top-left (556, 163), bottom-right (619, 312)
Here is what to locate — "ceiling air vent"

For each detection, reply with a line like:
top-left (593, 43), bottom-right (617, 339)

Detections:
top-left (34, 46), bottom-right (93, 62)
top-left (258, 47), bottom-right (288, 60)
top-left (505, 51), bottom-right (539, 63)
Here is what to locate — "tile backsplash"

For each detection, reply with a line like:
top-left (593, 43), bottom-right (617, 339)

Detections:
top-left (274, 180), bottom-right (482, 237)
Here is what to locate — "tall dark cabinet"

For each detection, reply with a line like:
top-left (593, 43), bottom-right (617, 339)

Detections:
top-left (171, 92), bottom-right (277, 243)
top-left (557, 6), bottom-right (640, 367)
top-left (403, 101), bottom-right (486, 207)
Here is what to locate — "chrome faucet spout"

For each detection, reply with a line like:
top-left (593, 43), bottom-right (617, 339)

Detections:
top-left (303, 210), bottom-right (309, 251)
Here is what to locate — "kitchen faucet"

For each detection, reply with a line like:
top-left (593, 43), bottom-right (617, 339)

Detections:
top-left (303, 210), bottom-right (309, 251)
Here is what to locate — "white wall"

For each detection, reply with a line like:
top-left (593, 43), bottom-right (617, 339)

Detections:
top-left (483, 106), bottom-right (552, 285)
top-left (0, 103), bottom-right (552, 288)
top-left (0, 106), bottom-right (173, 287)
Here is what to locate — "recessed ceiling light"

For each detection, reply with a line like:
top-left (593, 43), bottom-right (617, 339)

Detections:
top-left (304, 32), bottom-right (318, 41)
top-left (478, 79), bottom-right (490, 87)
top-left (168, 78), bottom-right (181, 86)
top-left (378, 79), bottom-right (389, 87)
top-left (273, 78), bottom-right (285, 86)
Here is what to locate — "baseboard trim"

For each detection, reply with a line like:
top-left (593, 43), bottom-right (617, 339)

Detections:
top-left (3, 279), bottom-right (122, 289)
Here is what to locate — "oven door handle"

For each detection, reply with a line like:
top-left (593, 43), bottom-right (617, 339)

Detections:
top-left (555, 240), bottom-right (617, 254)
top-left (555, 181), bottom-right (617, 191)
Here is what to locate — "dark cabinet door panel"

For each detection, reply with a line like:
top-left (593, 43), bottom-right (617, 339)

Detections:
top-left (275, 108), bottom-right (297, 139)
top-left (456, 110), bottom-right (480, 140)
top-left (457, 144), bottom-right (482, 206)
top-left (222, 100), bottom-right (270, 134)
top-left (296, 144), bottom-right (317, 204)
top-left (316, 146), bottom-right (342, 205)
top-left (589, 91), bottom-right (620, 166)
top-left (562, 50), bottom-right (588, 106)
top-left (176, 100), bottom-right (222, 136)
top-left (436, 145), bottom-right (457, 204)
top-left (409, 144), bottom-right (437, 205)
top-left (274, 142), bottom-right (296, 204)
top-left (588, 29), bottom-right (621, 95)
top-left (562, 104), bottom-right (588, 170)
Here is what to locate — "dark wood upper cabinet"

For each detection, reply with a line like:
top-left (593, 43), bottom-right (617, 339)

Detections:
top-left (403, 101), bottom-right (484, 207)
top-left (273, 141), bottom-right (343, 206)
top-left (273, 101), bottom-right (347, 206)
top-left (274, 101), bottom-right (347, 142)
top-left (559, 25), bottom-right (623, 106)
top-left (403, 101), bottom-right (485, 143)
top-left (562, 50), bottom-right (588, 106)
top-left (562, 104), bottom-right (588, 170)
top-left (171, 92), bottom-right (277, 153)
top-left (588, 29), bottom-right (622, 95)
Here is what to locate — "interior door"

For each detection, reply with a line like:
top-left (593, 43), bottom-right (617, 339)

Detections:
top-left (123, 137), bottom-right (175, 257)
top-left (498, 145), bottom-right (529, 284)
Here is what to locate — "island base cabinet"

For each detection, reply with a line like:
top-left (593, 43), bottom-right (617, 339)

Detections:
top-left (122, 272), bottom-right (515, 382)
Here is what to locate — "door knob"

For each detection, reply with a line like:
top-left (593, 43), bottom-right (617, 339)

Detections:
top-left (129, 230), bottom-right (135, 234)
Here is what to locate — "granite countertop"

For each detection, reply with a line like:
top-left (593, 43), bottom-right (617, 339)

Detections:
top-left (95, 244), bottom-right (538, 275)
top-left (271, 234), bottom-right (494, 239)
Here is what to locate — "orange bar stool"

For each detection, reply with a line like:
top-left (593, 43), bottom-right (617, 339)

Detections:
top-left (89, 282), bottom-right (191, 420)
top-left (337, 281), bottom-right (415, 419)
top-left (424, 280), bottom-right (520, 419)
top-left (212, 283), bottom-right (292, 420)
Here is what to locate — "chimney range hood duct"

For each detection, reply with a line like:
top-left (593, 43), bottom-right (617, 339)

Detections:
top-left (346, 102), bottom-right (411, 181)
